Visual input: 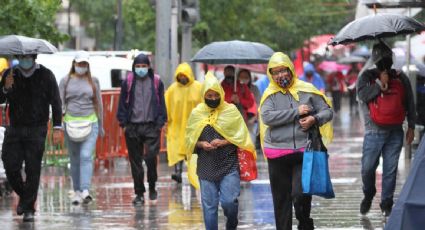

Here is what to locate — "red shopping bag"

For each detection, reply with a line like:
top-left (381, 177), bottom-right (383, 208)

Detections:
top-left (237, 149), bottom-right (257, 181)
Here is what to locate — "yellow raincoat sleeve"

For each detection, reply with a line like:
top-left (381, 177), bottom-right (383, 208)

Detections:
top-left (184, 72), bottom-right (256, 189)
top-left (258, 52), bottom-right (333, 152)
top-left (165, 62), bottom-right (202, 166)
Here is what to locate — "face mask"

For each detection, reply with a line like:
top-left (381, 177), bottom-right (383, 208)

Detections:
top-left (205, 98), bottom-right (220, 109)
top-left (75, 66), bottom-right (88, 75)
top-left (239, 79), bottom-right (249, 84)
top-left (135, 67), bottom-right (148, 77)
top-left (178, 77), bottom-right (189, 85)
top-left (276, 78), bottom-right (291, 88)
top-left (18, 58), bottom-right (34, 70)
top-left (225, 76), bottom-right (234, 83)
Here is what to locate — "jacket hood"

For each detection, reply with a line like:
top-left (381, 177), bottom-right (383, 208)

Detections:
top-left (303, 62), bottom-right (316, 73)
top-left (132, 53), bottom-right (152, 74)
top-left (174, 62), bottom-right (195, 85)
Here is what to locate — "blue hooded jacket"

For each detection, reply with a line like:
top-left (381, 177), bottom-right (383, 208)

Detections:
top-left (300, 63), bottom-right (325, 91)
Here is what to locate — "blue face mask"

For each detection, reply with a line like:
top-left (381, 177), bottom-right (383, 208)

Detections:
top-left (135, 67), bottom-right (148, 77)
top-left (18, 58), bottom-right (34, 70)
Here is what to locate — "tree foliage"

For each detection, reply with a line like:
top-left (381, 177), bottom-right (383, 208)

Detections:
top-left (0, 0), bottom-right (68, 44)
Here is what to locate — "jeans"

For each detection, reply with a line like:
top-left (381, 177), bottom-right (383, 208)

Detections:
top-left (65, 122), bottom-right (99, 192)
top-left (1, 126), bottom-right (48, 213)
top-left (200, 170), bottom-right (240, 230)
top-left (361, 128), bottom-right (404, 204)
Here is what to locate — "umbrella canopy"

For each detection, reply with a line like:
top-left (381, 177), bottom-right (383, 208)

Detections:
top-left (329, 13), bottom-right (425, 46)
top-left (191, 40), bottom-right (274, 64)
top-left (317, 61), bottom-right (351, 73)
top-left (338, 55), bottom-right (366, 64)
top-left (0, 35), bottom-right (58, 55)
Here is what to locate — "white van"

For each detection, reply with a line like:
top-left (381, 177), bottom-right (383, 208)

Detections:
top-left (36, 52), bottom-right (135, 89)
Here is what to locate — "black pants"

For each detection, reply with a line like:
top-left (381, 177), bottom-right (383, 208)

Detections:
top-left (268, 153), bottom-right (314, 230)
top-left (124, 123), bottom-right (160, 195)
top-left (1, 126), bottom-right (47, 213)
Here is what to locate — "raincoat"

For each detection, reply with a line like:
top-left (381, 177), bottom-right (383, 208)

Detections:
top-left (184, 72), bottom-right (256, 189)
top-left (165, 63), bottom-right (202, 166)
top-left (259, 52), bottom-right (333, 149)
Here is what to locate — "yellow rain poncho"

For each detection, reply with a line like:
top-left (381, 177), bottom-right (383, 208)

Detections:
top-left (165, 62), bottom-right (202, 166)
top-left (259, 52), bottom-right (333, 148)
top-left (184, 72), bottom-right (256, 189)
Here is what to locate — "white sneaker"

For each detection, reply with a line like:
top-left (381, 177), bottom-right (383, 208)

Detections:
top-left (71, 191), bottom-right (81, 205)
top-left (81, 190), bottom-right (93, 204)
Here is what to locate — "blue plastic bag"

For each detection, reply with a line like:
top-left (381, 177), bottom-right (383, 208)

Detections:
top-left (301, 125), bottom-right (335, 199)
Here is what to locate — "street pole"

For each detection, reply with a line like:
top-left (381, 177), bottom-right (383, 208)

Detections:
top-left (181, 24), bottom-right (192, 63)
top-left (155, 0), bottom-right (172, 87)
top-left (171, 0), bottom-right (179, 79)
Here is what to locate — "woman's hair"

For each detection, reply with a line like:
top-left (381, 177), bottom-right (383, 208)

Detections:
top-left (64, 60), bottom-right (100, 116)
top-left (237, 68), bottom-right (252, 87)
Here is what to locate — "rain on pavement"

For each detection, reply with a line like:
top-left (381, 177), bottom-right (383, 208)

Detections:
top-left (0, 98), bottom-right (414, 229)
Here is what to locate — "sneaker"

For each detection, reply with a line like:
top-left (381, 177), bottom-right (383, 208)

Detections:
top-left (360, 198), bottom-right (372, 215)
top-left (132, 195), bottom-right (144, 205)
top-left (81, 190), bottom-right (93, 204)
top-left (23, 212), bottom-right (34, 222)
top-left (71, 191), bottom-right (81, 205)
top-left (171, 174), bottom-right (182, 183)
top-left (149, 189), bottom-right (158, 200)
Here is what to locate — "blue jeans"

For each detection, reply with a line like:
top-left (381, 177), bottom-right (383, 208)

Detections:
top-left (200, 170), bottom-right (240, 230)
top-left (361, 128), bottom-right (404, 204)
top-left (65, 122), bottom-right (99, 192)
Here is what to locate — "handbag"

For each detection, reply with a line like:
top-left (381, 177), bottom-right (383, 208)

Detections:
top-left (237, 148), bottom-right (257, 181)
top-left (301, 125), bottom-right (335, 199)
top-left (65, 120), bottom-right (93, 142)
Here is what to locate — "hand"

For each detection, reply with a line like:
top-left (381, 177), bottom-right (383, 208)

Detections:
top-left (199, 141), bottom-right (216, 151)
top-left (406, 128), bottom-right (414, 145)
top-left (380, 71), bottom-right (389, 91)
top-left (231, 93), bottom-right (240, 104)
top-left (298, 104), bottom-right (311, 116)
top-left (52, 129), bottom-right (63, 145)
top-left (4, 74), bottom-right (14, 89)
top-left (210, 139), bottom-right (227, 148)
top-left (299, 115), bottom-right (316, 131)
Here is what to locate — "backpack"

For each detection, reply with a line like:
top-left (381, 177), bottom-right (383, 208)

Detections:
top-left (125, 72), bottom-right (160, 104)
top-left (368, 74), bottom-right (406, 126)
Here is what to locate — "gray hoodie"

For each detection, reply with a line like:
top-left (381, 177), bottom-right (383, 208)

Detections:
top-left (260, 91), bottom-right (333, 149)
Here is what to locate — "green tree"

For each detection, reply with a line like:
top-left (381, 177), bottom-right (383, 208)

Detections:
top-left (0, 0), bottom-right (68, 44)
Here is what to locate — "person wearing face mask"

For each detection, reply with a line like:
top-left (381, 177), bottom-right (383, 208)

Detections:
top-left (221, 65), bottom-right (255, 120)
top-left (116, 53), bottom-right (167, 205)
top-left (259, 52), bottom-right (333, 230)
top-left (184, 72), bottom-right (256, 230)
top-left (356, 42), bottom-right (415, 217)
top-left (59, 51), bottom-right (104, 205)
top-left (164, 62), bottom-right (202, 183)
top-left (0, 54), bottom-right (62, 222)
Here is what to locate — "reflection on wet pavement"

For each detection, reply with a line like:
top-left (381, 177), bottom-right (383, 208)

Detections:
top-left (0, 100), bottom-right (412, 229)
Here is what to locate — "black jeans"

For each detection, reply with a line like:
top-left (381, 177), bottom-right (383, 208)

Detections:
top-left (268, 153), bottom-right (314, 230)
top-left (1, 126), bottom-right (47, 213)
top-left (124, 123), bottom-right (160, 195)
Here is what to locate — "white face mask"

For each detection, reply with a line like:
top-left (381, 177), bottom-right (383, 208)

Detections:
top-left (75, 66), bottom-right (88, 75)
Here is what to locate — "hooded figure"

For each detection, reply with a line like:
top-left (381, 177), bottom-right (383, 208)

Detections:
top-left (184, 71), bottom-right (256, 230)
top-left (299, 62), bottom-right (326, 93)
top-left (259, 52), bottom-right (333, 230)
top-left (356, 41), bottom-right (416, 217)
top-left (165, 62), bottom-right (202, 183)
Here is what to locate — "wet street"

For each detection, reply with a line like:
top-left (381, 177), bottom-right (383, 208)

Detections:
top-left (0, 99), bottom-right (414, 229)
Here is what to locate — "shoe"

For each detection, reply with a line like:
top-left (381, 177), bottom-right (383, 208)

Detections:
top-left (71, 191), bottom-right (81, 205)
top-left (360, 198), bottom-right (372, 215)
top-left (380, 201), bottom-right (393, 217)
top-left (149, 189), bottom-right (158, 200)
top-left (171, 174), bottom-right (182, 183)
top-left (81, 190), bottom-right (93, 204)
top-left (23, 212), bottom-right (34, 222)
top-left (132, 195), bottom-right (144, 205)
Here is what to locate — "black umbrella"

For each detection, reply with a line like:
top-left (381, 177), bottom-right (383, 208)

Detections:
top-left (191, 40), bottom-right (274, 64)
top-left (329, 13), bottom-right (425, 46)
top-left (0, 35), bottom-right (58, 55)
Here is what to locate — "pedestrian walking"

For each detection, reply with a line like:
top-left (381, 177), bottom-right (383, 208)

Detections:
top-left (59, 51), bottom-right (104, 205)
top-left (356, 42), bottom-right (416, 217)
top-left (184, 72), bottom-right (256, 230)
top-left (259, 52), bottom-right (333, 230)
top-left (299, 62), bottom-right (326, 93)
top-left (165, 62), bottom-right (202, 183)
top-left (0, 54), bottom-right (62, 222)
top-left (116, 53), bottom-right (167, 205)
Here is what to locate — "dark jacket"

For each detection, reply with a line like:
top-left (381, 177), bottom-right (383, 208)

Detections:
top-left (0, 65), bottom-right (62, 127)
top-left (116, 70), bottom-right (167, 129)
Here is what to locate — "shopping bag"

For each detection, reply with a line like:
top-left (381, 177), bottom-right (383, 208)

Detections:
top-left (301, 126), bottom-right (335, 199)
top-left (237, 148), bottom-right (257, 181)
